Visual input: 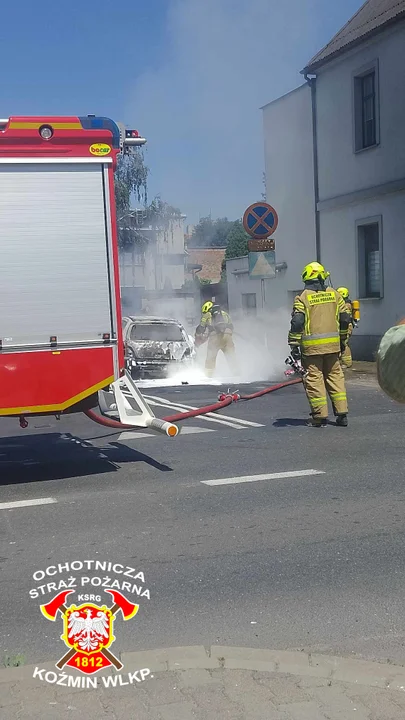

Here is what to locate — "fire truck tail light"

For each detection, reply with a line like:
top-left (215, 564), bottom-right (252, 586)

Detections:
top-left (39, 125), bottom-right (53, 140)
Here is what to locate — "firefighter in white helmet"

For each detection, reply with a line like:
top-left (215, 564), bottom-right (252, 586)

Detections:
top-left (288, 262), bottom-right (351, 427)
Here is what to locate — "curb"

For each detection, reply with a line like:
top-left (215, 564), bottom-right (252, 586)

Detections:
top-left (1, 647), bottom-right (405, 691)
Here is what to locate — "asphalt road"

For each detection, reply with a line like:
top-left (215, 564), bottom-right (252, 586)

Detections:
top-left (2, 372), bottom-right (405, 669)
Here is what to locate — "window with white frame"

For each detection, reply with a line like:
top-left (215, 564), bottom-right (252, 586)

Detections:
top-left (353, 62), bottom-right (379, 151)
top-left (357, 218), bottom-right (383, 298)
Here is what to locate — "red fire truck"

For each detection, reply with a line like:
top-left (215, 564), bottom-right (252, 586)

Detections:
top-left (0, 115), bottom-right (177, 437)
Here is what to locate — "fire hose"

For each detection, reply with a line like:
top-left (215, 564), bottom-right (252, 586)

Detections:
top-left (84, 375), bottom-right (303, 431)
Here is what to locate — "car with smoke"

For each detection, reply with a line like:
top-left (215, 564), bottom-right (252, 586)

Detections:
top-left (123, 316), bottom-right (196, 379)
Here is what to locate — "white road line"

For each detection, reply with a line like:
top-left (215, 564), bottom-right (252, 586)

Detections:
top-left (0, 497), bottom-right (57, 510)
top-left (178, 426), bottom-right (216, 435)
top-left (118, 426), bottom-right (215, 441)
top-left (143, 394), bottom-right (264, 429)
top-left (141, 397), bottom-right (245, 430)
top-left (118, 432), bottom-right (154, 440)
top-left (201, 469), bottom-right (325, 486)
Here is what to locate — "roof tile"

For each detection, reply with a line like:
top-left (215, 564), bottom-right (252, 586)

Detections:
top-left (303, 0), bottom-right (405, 72)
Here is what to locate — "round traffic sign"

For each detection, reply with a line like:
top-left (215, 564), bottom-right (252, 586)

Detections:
top-left (243, 202), bottom-right (278, 239)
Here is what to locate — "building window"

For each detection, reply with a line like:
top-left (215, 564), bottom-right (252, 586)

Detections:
top-left (241, 293), bottom-right (257, 316)
top-left (357, 219), bottom-right (383, 298)
top-left (353, 63), bottom-right (379, 151)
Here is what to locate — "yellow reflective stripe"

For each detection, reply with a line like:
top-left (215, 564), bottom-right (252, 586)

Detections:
top-left (304, 308), bottom-right (310, 336)
top-left (302, 337), bottom-right (340, 346)
top-left (309, 397), bottom-right (327, 407)
top-left (330, 393), bottom-right (347, 400)
top-left (9, 121), bottom-right (82, 129)
top-left (294, 299), bottom-right (305, 310)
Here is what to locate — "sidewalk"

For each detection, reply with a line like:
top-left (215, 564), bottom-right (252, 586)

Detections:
top-left (2, 646), bottom-right (405, 719)
top-left (350, 360), bottom-right (376, 375)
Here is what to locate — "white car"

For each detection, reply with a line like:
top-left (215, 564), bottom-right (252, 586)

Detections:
top-left (123, 316), bottom-right (196, 379)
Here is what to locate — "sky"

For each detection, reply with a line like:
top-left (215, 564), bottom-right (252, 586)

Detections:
top-left (2, 0), bottom-right (361, 223)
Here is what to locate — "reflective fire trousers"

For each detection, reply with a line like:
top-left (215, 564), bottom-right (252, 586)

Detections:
top-left (205, 332), bottom-right (237, 377)
top-left (341, 342), bottom-right (353, 368)
top-left (302, 352), bottom-right (348, 419)
top-left (341, 326), bottom-right (353, 368)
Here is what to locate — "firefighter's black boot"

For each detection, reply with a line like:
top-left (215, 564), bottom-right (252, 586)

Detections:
top-left (306, 416), bottom-right (327, 428)
top-left (336, 414), bottom-right (348, 427)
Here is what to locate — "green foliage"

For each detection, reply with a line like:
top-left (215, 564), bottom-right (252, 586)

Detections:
top-left (115, 150), bottom-right (148, 218)
top-left (188, 216), bottom-right (234, 248)
top-left (115, 143), bottom-right (180, 250)
top-left (221, 220), bottom-right (250, 281)
top-left (224, 220), bottom-right (249, 260)
top-left (3, 653), bottom-right (25, 668)
top-left (142, 196), bottom-right (181, 233)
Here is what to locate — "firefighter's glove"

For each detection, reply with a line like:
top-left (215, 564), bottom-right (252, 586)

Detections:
top-left (290, 346), bottom-right (301, 361)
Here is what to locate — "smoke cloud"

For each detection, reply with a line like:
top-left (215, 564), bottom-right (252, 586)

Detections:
top-left (135, 303), bottom-right (292, 389)
top-left (127, 0), bottom-right (360, 222)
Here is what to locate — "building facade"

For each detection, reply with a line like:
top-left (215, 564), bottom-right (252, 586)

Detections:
top-left (227, 0), bottom-right (405, 358)
top-left (119, 212), bottom-right (187, 312)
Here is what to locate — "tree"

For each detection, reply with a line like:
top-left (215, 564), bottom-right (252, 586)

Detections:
top-left (188, 216), bottom-right (234, 248)
top-left (188, 216), bottom-right (214, 247)
top-left (211, 217), bottom-right (233, 247)
top-left (224, 220), bottom-right (249, 260)
top-left (114, 145), bottom-right (181, 249)
top-left (221, 220), bottom-right (250, 282)
top-left (115, 150), bottom-right (148, 219)
top-left (142, 196), bottom-right (181, 233)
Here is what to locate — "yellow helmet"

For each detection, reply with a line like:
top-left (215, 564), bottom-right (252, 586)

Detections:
top-left (302, 261), bottom-right (330, 282)
top-left (202, 301), bottom-right (213, 314)
top-left (337, 286), bottom-right (349, 299)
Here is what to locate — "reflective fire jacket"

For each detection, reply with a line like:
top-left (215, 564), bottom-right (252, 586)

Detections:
top-left (196, 310), bottom-right (233, 337)
top-left (288, 282), bottom-right (350, 356)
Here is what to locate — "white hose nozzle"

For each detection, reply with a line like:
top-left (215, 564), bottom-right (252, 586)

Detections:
top-left (146, 418), bottom-right (179, 437)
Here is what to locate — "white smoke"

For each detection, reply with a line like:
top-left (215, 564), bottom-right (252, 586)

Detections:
top-left (126, 0), bottom-right (360, 222)
top-left (136, 307), bottom-right (292, 388)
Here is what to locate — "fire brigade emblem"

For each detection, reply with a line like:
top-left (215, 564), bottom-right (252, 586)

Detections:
top-left (40, 589), bottom-right (139, 675)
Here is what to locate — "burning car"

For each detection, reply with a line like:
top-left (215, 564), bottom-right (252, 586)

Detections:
top-left (123, 316), bottom-right (196, 378)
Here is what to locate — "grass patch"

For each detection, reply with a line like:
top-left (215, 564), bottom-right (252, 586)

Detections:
top-left (2, 653), bottom-right (25, 668)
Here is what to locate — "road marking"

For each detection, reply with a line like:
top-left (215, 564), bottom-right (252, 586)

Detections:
top-left (118, 426), bottom-right (216, 441)
top-left (177, 426), bottom-right (216, 435)
top-left (0, 497), bottom-right (57, 510)
top-left (118, 432), bottom-right (154, 440)
top-left (201, 469), bottom-right (325, 486)
top-left (143, 394), bottom-right (264, 429)
top-left (141, 397), bottom-right (245, 430)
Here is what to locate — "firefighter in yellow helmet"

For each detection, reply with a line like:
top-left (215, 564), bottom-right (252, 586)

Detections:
top-left (195, 302), bottom-right (237, 377)
top-left (288, 262), bottom-right (351, 427)
top-left (336, 287), bottom-right (354, 369)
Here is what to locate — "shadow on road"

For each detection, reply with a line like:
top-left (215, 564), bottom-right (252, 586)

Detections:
top-left (273, 418), bottom-right (309, 427)
top-left (0, 433), bottom-right (173, 485)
